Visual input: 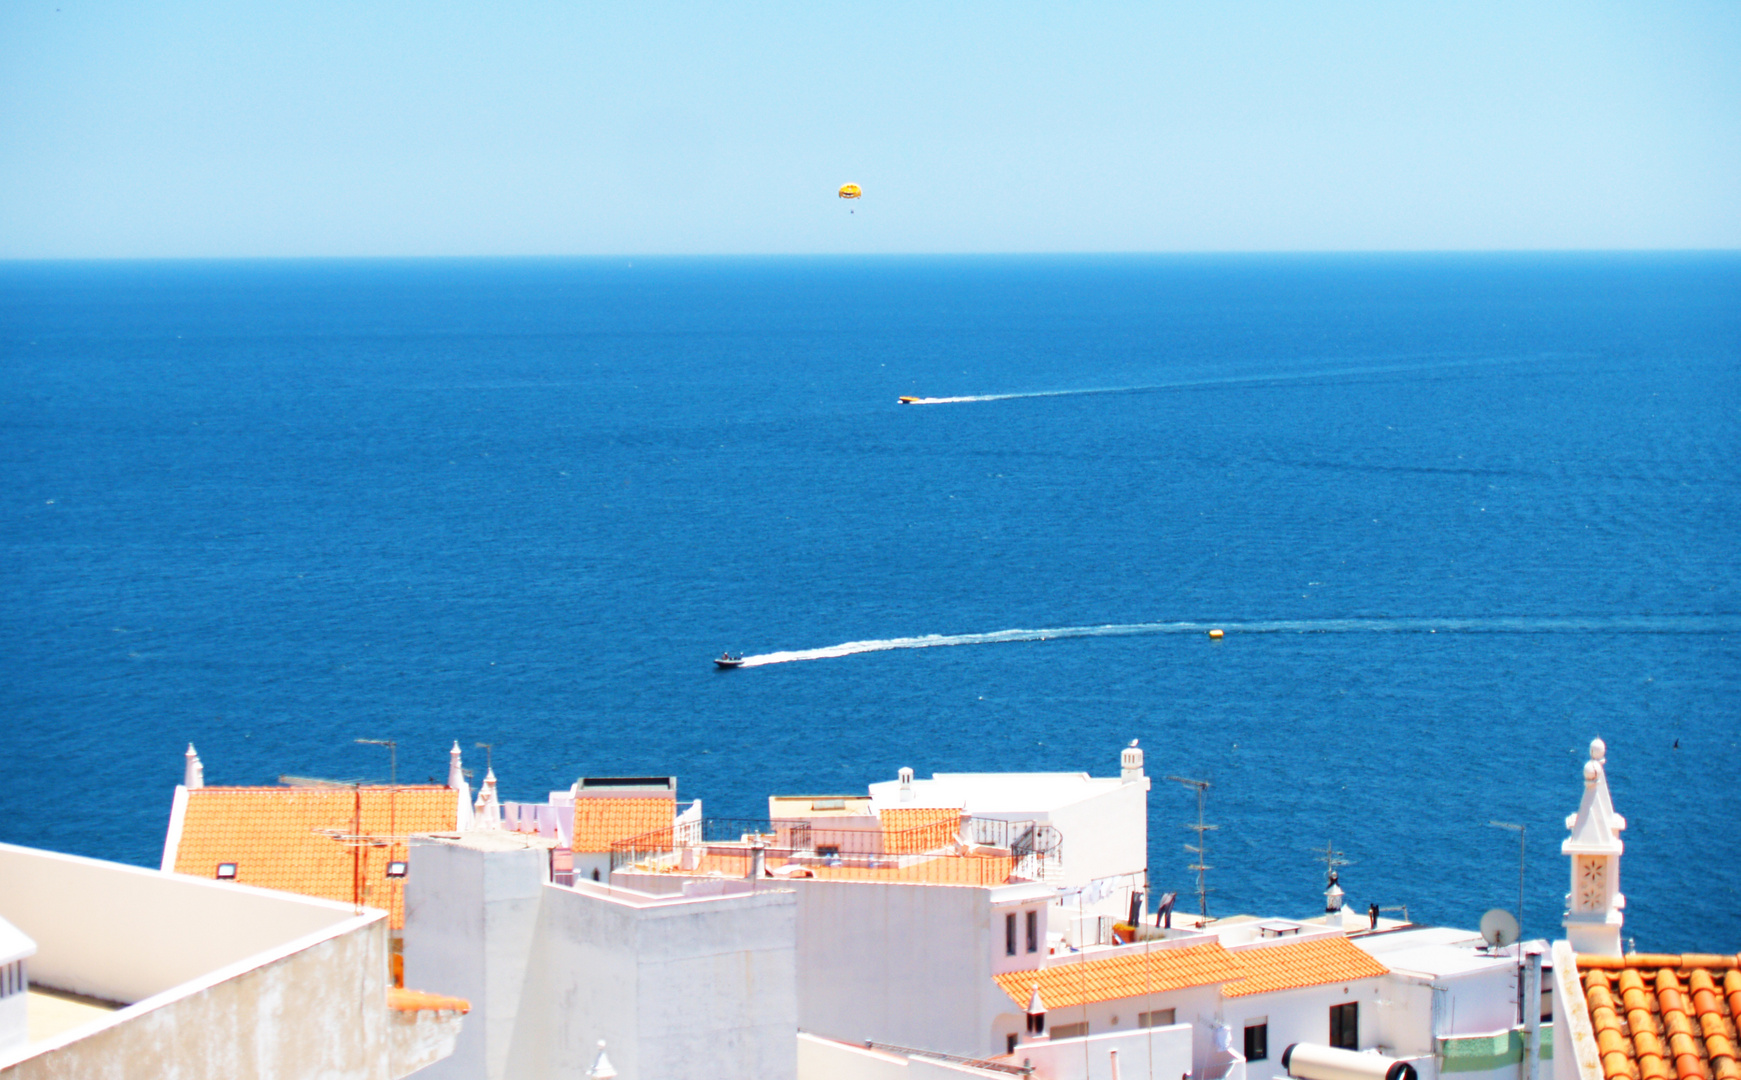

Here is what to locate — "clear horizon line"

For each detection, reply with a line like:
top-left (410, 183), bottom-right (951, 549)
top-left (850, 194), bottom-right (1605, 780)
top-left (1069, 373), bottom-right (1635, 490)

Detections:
top-left (2, 247), bottom-right (1738, 265)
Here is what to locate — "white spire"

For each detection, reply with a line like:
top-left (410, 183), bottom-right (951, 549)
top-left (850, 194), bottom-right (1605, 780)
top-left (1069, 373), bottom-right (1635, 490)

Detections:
top-left (474, 768), bottom-right (501, 830)
top-left (1562, 737), bottom-right (1626, 955)
top-left (1027, 983), bottom-right (1045, 1015)
top-left (447, 742), bottom-right (465, 790)
top-left (184, 744), bottom-right (205, 790)
top-left (587, 1040), bottom-right (618, 1080)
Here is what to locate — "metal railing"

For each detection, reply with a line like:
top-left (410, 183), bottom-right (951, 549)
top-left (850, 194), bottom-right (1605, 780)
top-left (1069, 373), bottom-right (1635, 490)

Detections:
top-left (610, 814), bottom-right (1063, 877)
top-left (864, 1041), bottom-right (1032, 1076)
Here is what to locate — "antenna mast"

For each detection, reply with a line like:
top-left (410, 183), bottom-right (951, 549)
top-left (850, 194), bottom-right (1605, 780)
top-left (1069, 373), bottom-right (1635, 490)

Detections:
top-left (1316, 841), bottom-right (1351, 884)
top-left (1166, 776), bottom-right (1215, 918)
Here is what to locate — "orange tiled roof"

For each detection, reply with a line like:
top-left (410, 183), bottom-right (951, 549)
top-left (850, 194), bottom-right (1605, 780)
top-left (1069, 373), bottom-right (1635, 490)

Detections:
top-left (879, 808), bottom-right (963, 854)
top-left (995, 943), bottom-right (1246, 1009)
top-left (173, 786), bottom-right (459, 929)
top-left (573, 797), bottom-right (675, 852)
top-left (1222, 936), bottom-right (1390, 997)
top-left (388, 988), bottom-right (471, 1014)
top-left (1576, 954), bottom-right (1741, 1080)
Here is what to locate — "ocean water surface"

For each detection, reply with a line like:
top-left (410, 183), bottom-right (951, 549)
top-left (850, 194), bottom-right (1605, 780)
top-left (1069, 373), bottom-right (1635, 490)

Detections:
top-left (1, 254), bottom-right (1736, 947)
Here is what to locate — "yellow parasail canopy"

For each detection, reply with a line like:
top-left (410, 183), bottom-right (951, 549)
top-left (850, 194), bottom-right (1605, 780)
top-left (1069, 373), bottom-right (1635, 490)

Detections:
top-left (838, 183), bottom-right (862, 199)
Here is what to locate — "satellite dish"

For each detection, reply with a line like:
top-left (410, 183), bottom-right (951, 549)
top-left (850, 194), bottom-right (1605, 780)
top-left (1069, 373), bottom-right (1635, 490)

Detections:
top-left (1480, 908), bottom-right (1521, 948)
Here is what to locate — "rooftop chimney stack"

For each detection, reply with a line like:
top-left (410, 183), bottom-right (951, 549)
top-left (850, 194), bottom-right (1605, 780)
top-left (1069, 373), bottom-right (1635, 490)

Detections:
top-left (898, 766), bottom-right (914, 802)
top-left (183, 744), bottom-right (205, 790)
top-left (1325, 869), bottom-right (1346, 927)
top-left (474, 768), bottom-right (502, 830)
top-left (446, 742), bottom-right (465, 790)
top-left (1024, 983), bottom-right (1048, 1042)
top-left (1562, 737), bottom-right (1626, 955)
top-left (1121, 740), bottom-right (1145, 784)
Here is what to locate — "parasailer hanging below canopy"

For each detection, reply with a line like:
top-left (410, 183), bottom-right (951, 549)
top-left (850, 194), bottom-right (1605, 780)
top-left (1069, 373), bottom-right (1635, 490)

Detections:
top-left (838, 183), bottom-right (861, 200)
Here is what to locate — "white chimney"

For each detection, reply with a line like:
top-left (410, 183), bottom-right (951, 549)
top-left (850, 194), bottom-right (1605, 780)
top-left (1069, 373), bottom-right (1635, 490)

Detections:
top-left (184, 744), bottom-right (205, 790)
top-left (587, 1041), bottom-right (618, 1080)
top-left (1562, 737), bottom-right (1626, 955)
top-left (474, 768), bottom-right (501, 830)
top-left (1120, 740), bottom-right (1145, 784)
top-left (898, 767), bottom-right (914, 802)
top-left (447, 741), bottom-right (465, 790)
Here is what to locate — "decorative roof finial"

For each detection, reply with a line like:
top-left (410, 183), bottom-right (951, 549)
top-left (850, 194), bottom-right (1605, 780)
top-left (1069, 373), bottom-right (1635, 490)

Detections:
top-left (184, 744), bottom-right (205, 790)
top-left (587, 1040), bottom-right (618, 1080)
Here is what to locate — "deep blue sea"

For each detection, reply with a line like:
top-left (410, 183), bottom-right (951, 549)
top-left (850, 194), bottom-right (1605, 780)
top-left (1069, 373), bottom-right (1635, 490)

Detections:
top-left (2, 255), bottom-right (1736, 949)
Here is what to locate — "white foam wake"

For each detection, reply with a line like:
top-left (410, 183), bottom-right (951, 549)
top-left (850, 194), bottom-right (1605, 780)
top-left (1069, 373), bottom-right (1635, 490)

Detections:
top-left (734, 614), bottom-right (1737, 666)
top-left (900, 355), bottom-right (1537, 406)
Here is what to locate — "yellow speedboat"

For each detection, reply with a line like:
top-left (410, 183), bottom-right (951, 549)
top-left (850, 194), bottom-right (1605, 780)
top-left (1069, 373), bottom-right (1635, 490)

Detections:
top-left (898, 396), bottom-right (921, 404)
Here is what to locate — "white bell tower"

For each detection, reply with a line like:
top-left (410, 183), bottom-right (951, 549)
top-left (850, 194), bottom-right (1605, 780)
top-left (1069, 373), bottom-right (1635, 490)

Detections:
top-left (1561, 737), bottom-right (1625, 955)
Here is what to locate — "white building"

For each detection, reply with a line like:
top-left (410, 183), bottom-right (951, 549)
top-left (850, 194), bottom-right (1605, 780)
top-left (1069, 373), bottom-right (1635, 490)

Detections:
top-left (0, 841), bottom-right (467, 1079)
top-left (606, 742), bottom-right (1156, 1061)
top-left (403, 828), bottom-right (798, 1080)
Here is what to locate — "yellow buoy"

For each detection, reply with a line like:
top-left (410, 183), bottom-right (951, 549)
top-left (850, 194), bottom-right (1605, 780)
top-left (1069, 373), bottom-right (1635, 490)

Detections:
top-left (1208, 628), bottom-right (1224, 639)
top-left (838, 183), bottom-right (862, 199)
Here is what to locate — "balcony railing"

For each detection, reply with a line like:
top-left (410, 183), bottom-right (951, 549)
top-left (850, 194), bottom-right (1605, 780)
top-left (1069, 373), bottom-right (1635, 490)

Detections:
top-left (610, 814), bottom-right (1063, 880)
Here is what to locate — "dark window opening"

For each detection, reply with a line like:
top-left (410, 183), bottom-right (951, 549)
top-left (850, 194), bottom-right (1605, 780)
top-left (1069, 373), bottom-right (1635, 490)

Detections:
top-left (817, 845), bottom-right (841, 857)
top-left (1026, 910), bottom-right (1039, 953)
top-left (1330, 1002), bottom-right (1359, 1049)
top-left (591, 868), bottom-right (600, 881)
top-left (1007, 1033), bottom-right (1019, 1054)
top-left (1006, 913), bottom-right (1018, 956)
top-left (1245, 1022), bottom-right (1269, 1061)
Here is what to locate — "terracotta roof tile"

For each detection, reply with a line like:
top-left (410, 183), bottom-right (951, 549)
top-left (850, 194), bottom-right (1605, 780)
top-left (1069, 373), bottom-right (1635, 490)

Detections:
top-left (572, 797), bottom-right (675, 852)
top-left (995, 943), bottom-right (1246, 1009)
top-left (879, 808), bottom-right (963, 855)
top-left (388, 988), bottom-right (471, 1014)
top-left (1222, 936), bottom-right (1390, 998)
top-left (173, 786), bottom-right (458, 929)
top-left (1576, 955), bottom-right (1741, 1080)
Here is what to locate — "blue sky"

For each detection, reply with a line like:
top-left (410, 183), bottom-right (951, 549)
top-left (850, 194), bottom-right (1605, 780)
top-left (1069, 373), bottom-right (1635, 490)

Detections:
top-left (1, 2), bottom-right (1736, 256)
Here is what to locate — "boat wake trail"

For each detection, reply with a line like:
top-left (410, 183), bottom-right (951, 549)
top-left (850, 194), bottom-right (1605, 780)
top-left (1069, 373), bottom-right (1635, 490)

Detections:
top-left (900, 356), bottom-right (1537, 406)
top-left (735, 614), bottom-right (1738, 666)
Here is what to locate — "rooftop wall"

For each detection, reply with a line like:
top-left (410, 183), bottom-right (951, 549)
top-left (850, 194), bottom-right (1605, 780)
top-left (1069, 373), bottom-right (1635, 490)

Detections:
top-left (0, 843), bottom-right (360, 1004)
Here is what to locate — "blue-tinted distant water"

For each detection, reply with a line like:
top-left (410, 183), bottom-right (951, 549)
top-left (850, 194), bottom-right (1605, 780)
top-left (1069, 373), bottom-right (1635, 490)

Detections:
top-left (2, 254), bottom-right (1737, 948)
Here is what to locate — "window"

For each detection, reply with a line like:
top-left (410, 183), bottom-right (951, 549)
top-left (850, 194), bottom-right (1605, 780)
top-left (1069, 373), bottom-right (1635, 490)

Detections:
top-left (1052, 1022), bottom-right (1089, 1040)
top-left (215, 862), bottom-right (238, 880)
top-left (1245, 1022), bottom-right (1269, 1061)
top-left (1007, 1033), bottom-right (1019, 1054)
top-left (1026, 909), bottom-right (1039, 953)
top-left (1006, 912), bottom-right (1018, 956)
top-left (1138, 1008), bottom-right (1176, 1028)
top-left (1330, 1002), bottom-right (1359, 1049)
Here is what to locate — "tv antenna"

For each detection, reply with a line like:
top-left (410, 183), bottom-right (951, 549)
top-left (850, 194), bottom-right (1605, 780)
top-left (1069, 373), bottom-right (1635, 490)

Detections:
top-left (1166, 776), bottom-right (1216, 918)
top-left (475, 742), bottom-right (494, 774)
top-left (1316, 842), bottom-right (1352, 884)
